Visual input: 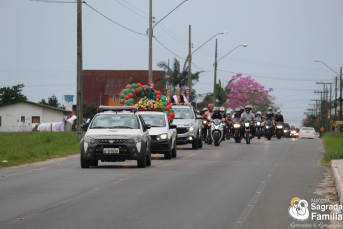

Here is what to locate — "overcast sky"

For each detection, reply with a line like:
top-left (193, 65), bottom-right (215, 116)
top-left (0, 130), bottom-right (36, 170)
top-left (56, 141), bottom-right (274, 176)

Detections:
top-left (1, 0), bottom-right (342, 127)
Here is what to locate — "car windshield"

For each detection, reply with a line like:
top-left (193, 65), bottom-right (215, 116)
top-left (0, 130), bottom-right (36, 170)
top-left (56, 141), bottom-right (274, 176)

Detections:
top-left (173, 108), bottom-right (194, 119)
top-left (301, 127), bottom-right (314, 131)
top-left (91, 114), bottom-right (139, 129)
top-left (140, 114), bottom-right (166, 127)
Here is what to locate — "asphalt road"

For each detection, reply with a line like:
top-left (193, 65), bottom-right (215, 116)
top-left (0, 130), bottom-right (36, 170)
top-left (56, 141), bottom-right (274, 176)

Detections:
top-left (0, 137), bottom-right (328, 229)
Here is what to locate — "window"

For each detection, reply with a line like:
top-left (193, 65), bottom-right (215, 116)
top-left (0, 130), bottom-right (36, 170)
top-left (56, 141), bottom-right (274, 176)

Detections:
top-left (113, 96), bottom-right (116, 102)
top-left (21, 116), bottom-right (25, 122)
top-left (32, 116), bottom-right (40, 123)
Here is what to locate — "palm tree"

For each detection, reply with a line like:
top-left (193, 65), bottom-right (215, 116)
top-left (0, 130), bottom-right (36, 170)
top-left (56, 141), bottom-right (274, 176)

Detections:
top-left (155, 58), bottom-right (202, 93)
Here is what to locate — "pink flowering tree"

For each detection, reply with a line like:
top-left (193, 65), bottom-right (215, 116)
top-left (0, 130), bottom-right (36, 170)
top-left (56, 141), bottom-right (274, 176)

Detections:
top-left (226, 73), bottom-right (274, 112)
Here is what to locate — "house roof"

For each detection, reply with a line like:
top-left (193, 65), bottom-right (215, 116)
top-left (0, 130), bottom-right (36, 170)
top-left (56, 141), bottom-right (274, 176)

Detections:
top-left (104, 78), bottom-right (131, 95)
top-left (0, 101), bottom-right (72, 114)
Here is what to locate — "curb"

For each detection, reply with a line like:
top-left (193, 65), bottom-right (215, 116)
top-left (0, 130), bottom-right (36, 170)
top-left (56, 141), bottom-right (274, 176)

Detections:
top-left (331, 160), bottom-right (343, 205)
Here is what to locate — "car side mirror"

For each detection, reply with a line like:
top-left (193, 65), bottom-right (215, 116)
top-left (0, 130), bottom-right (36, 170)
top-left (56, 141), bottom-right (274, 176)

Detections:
top-left (197, 115), bottom-right (203, 119)
top-left (170, 124), bottom-right (177, 129)
top-left (146, 124), bottom-right (151, 130)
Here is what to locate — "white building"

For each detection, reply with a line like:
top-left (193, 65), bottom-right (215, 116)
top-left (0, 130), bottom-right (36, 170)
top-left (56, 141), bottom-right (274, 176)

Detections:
top-left (0, 101), bottom-right (72, 132)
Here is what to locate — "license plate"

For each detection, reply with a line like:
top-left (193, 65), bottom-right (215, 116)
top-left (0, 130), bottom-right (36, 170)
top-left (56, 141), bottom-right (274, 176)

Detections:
top-left (306, 130), bottom-right (309, 133)
top-left (103, 148), bottom-right (119, 154)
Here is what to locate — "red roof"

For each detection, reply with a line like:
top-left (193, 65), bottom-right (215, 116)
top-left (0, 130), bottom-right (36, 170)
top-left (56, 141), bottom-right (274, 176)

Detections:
top-left (83, 70), bottom-right (165, 107)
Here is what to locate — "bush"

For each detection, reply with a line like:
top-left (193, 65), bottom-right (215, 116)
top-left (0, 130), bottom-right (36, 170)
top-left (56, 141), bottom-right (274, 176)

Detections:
top-left (321, 132), bottom-right (343, 163)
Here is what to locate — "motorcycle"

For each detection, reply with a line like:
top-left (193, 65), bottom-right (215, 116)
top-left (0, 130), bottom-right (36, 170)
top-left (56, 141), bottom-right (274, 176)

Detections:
top-left (276, 122), bottom-right (284, 139)
top-left (255, 120), bottom-right (262, 139)
top-left (265, 120), bottom-right (273, 140)
top-left (284, 126), bottom-right (290, 138)
top-left (244, 120), bottom-right (252, 144)
top-left (226, 117), bottom-right (232, 140)
top-left (210, 119), bottom-right (224, 146)
top-left (232, 118), bottom-right (242, 143)
top-left (202, 118), bottom-right (209, 143)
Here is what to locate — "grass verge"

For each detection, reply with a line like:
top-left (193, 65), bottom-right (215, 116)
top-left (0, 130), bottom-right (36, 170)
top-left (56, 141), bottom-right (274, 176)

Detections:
top-left (0, 132), bottom-right (80, 168)
top-left (321, 132), bottom-right (343, 163)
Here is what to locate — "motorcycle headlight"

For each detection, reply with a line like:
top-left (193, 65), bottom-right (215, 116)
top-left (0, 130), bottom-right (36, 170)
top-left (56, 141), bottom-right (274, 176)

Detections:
top-left (256, 122), bottom-right (261, 126)
top-left (233, 124), bottom-right (241, 128)
top-left (266, 126), bottom-right (271, 129)
top-left (84, 136), bottom-right (95, 144)
top-left (188, 126), bottom-right (195, 131)
top-left (129, 136), bottom-right (142, 144)
top-left (291, 131), bottom-right (296, 134)
top-left (203, 121), bottom-right (207, 124)
top-left (284, 130), bottom-right (288, 132)
top-left (277, 125), bottom-right (283, 129)
top-left (215, 125), bottom-right (219, 130)
top-left (245, 123), bottom-right (250, 127)
top-left (157, 133), bottom-right (167, 140)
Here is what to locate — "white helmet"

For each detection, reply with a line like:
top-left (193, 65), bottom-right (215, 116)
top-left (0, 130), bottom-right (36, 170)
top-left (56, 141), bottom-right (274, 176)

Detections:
top-left (257, 111), bottom-right (262, 115)
top-left (277, 109), bottom-right (281, 113)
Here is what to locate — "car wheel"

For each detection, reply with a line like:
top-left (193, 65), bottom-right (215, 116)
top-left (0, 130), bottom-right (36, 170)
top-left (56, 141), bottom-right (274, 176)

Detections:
top-left (199, 136), bottom-right (203, 148)
top-left (90, 160), bottom-right (98, 167)
top-left (164, 149), bottom-right (172, 160)
top-left (192, 136), bottom-right (199, 149)
top-left (146, 152), bottom-right (152, 166)
top-left (137, 155), bottom-right (146, 168)
top-left (80, 154), bottom-right (90, 168)
top-left (172, 142), bottom-right (177, 158)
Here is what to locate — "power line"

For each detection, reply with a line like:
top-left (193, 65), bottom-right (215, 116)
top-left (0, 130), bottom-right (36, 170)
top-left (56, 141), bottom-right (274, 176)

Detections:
top-left (31, 0), bottom-right (77, 3)
top-left (114, 0), bottom-right (148, 20)
top-left (84, 2), bottom-right (146, 36)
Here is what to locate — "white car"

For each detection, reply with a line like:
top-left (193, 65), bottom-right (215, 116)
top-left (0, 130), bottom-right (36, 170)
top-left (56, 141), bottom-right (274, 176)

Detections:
top-left (140, 111), bottom-right (177, 159)
top-left (299, 127), bottom-right (316, 139)
top-left (80, 106), bottom-right (152, 168)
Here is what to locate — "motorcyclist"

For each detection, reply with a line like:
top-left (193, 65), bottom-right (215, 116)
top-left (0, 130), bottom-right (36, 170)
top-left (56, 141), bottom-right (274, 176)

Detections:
top-left (275, 109), bottom-right (284, 123)
top-left (284, 120), bottom-right (290, 129)
top-left (267, 107), bottom-right (274, 117)
top-left (255, 111), bottom-right (262, 122)
top-left (263, 112), bottom-right (275, 126)
top-left (202, 108), bottom-right (208, 116)
top-left (210, 107), bottom-right (226, 142)
top-left (202, 105), bottom-right (213, 140)
top-left (240, 106), bottom-right (245, 115)
top-left (219, 107), bottom-right (227, 141)
top-left (240, 105), bottom-right (256, 137)
top-left (226, 109), bottom-right (232, 138)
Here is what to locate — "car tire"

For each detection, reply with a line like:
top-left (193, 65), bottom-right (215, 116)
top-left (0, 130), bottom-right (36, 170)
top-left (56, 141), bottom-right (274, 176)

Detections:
top-left (172, 143), bottom-right (177, 158)
top-left (80, 155), bottom-right (90, 168)
top-left (192, 136), bottom-right (199, 149)
top-left (146, 152), bottom-right (152, 166)
top-left (164, 149), bottom-right (172, 160)
top-left (90, 160), bottom-right (98, 167)
top-left (199, 136), bottom-right (203, 148)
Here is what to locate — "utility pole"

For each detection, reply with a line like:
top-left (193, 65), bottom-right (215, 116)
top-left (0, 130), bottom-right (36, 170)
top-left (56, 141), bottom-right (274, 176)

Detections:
top-left (148, 0), bottom-right (153, 83)
top-left (76, 0), bottom-right (83, 140)
top-left (167, 59), bottom-right (170, 90)
top-left (330, 84), bottom-right (332, 120)
top-left (340, 67), bottom-right (342, 132)
top-left (213, 39), bottom-right (218, 106)
top-left (188, 25), bottom-right (192, 90)
top-left (335, 76), bottom-right (338, 117)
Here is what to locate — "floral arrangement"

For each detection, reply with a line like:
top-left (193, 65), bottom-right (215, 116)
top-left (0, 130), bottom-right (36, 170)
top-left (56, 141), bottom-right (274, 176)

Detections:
top-left (119, 83), bottom-right (175, 122)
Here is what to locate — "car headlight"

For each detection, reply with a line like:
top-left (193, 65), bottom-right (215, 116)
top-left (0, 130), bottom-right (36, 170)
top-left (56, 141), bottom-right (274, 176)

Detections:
top-left (256, 122), bottom-right (261, 126)
top-left (188, 126), bottom-right (195, 131)
top-left (214, 125), bottom-right (219, 130)
top-left (157, 133), bottom-right (167, 140)
top-left (84, 136), bottom-right (95, 144)
top-left (129, 136), bottom-right (142, 144)
top-left (233, 124), bottom-right (241, 128)
top-left (277, 125), bottom-right (283, 129)
top-left (245, 123), bottom-right (250, 127)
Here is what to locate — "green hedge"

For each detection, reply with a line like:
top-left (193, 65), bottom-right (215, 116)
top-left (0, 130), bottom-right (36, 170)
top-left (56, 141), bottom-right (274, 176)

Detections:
top-left (0, 132), bottom-right (80, 168)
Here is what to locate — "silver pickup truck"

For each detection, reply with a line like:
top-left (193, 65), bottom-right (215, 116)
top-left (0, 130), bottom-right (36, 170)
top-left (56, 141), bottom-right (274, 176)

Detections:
top-left (172, 105), bottom-right (203, 149)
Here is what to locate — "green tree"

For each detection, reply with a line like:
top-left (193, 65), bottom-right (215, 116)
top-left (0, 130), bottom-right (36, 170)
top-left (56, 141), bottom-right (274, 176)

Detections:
top-left (0, 84), bottom-right (27, 105)
top-left (155, 58), bottom-right (202, 92)
top-left (83, 103), bottom-right (98, 119)
top-left (199, 79), bottom-right (232, 107)
top-left (38, 94), bottom-right (65, 109)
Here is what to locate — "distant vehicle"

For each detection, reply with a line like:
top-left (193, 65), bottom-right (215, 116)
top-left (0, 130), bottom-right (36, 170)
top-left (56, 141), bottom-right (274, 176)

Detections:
top-left (140, 111), bottom-right (177, 159)
top-left (299, 127), bottom-right (316, 139)
top-left (172, 105), bottom-right (203, 149)
top-left (80, 106), bottom-right (152, 168)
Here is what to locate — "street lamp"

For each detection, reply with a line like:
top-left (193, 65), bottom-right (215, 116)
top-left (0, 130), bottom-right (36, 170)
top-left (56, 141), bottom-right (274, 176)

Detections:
top-left (314, 59), bottom-right (342, 131)
top-left (148, 0), bottom-right (188, 83)
top-left (213, 43), bottom-right (248, 105)
top-left (187, 30), bottom-right (228, 90)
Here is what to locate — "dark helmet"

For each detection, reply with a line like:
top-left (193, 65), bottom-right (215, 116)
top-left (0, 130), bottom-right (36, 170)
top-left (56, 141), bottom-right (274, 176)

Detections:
top-left (267, 111), bottom-right (272, 117)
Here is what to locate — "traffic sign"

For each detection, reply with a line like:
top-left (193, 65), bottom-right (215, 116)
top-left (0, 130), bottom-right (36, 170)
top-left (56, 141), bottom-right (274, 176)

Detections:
top-left (320, 127), bottom-right (325, 132)
top-left (336, 121), bottom-right (343, 124)
top-left (333, 121), bottom-right (338, 127)
top-left (330, 120), bottom-right (333, 124)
